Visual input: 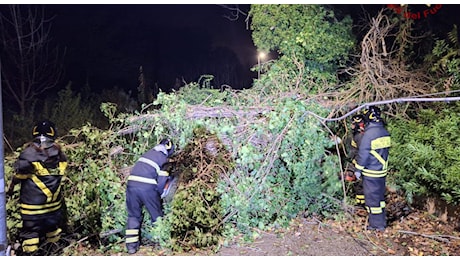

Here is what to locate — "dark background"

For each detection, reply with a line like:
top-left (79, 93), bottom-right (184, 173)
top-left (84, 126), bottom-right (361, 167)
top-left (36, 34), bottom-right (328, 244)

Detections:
top-left (46, 4), bottom-right (256, 93)
top-left (9, 4), bottom-right (460, 94)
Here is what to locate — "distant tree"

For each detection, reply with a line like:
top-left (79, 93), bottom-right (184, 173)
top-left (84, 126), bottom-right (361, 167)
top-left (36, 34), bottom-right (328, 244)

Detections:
top-left (205, 46), bottom-right (244, 88)
top-left (249, 4), bottom-right (355, 92)
top-left (45, 82), bottom-right (96, 135)
top-left (100, 86), bottom-right (138, 113)
top-left (137, 65), bottom-right (154, 105)
top-left (0, 4), bottom-right (65, 117)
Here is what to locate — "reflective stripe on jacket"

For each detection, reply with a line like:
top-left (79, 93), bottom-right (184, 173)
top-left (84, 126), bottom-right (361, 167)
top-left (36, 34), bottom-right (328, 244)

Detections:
top-left (128, 148), bottom-right (168, 187)
top-left (354, 122), bottom-right (391, 178)
top-left (13, 143), bottom-right (68, 218)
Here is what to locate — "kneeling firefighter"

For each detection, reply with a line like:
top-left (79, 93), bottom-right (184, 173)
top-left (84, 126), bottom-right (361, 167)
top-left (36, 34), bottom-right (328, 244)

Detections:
top-left (125, 139), bottom-right (175, 254)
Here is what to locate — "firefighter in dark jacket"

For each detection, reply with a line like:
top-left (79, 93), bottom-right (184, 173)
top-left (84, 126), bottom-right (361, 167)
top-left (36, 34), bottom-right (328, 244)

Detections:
top-left (348, 114), bottom-right (365, 206)
top-left (125, 139), bottom-right (175, 254)
top-left (7, 120), bottom-right (68, 255)
top-left (354, 106), bottom-right (391, 231)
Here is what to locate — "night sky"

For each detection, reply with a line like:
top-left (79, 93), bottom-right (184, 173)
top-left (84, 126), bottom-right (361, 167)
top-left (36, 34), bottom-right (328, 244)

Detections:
top-left (5, 4), bottom-right (460, 94)
top-left (46, 4), bottom-right (256, 93)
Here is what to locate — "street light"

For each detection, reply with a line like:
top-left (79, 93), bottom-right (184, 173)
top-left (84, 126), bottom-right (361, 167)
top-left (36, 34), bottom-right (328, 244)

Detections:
top-left (257, 51), bottom-right (266, 79)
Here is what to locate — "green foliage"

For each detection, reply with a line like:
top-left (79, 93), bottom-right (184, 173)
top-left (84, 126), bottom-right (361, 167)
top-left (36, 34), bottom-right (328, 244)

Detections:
top-left (5, 82), bottom-right (345, 253)
top-left (5, 124), bottom-right (120, 248)
top-left (157, 183), bottom-right (222, 251)
top-left (387, 106), bottom-right (460, 205)
top-left (5, 123), bottom-right (126, 245)
top-left (63, 123), bottom-right (126, 243)
top-left (218, 97), bottom-right (342, 236)
top-left (4, 156), bottom-right (22, 243)
top-left (3, 82), bottom-right (105, 150)
top-left (249, 4), bottom-right (355, 91)
top-left (46, 83), bottom-right (97, 135)
top-left (425, 25), bottom-right (460, 92)
top-left (114, 83), bottom-right (344, 248)
top-left (144, 128), bottom-right (231, 251)
top-left (7, 4), bottom-right (460, 254)
top-left (100, 102), bottom-right (121, 125)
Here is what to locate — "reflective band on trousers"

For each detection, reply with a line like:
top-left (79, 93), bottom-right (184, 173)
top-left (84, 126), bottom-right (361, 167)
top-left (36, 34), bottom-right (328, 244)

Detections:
top-left (126, 236), bottom-right (139, 243)
top-left (126, 228), bottom-right (140, 243)
top-left (46, 228), bottom-right (62, 243)
top-left (22, 238), bottom-right (39, 253)
top-left (126, 229), bottom-right (139, 235)
top-left (366, 201), bottom-right (386, 214)
top-left (128, 175), bottom-right (157, 185)
top-left (355, 194), bottom-right (365, 204)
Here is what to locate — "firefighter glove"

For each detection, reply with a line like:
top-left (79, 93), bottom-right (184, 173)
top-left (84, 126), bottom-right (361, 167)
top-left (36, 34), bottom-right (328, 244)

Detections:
top-left (354, 171), bottom-right (361, 180)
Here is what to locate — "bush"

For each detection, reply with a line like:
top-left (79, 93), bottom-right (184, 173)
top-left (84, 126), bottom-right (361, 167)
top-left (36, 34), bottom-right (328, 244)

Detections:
top-left (387, 105), bottom-right (460, 205)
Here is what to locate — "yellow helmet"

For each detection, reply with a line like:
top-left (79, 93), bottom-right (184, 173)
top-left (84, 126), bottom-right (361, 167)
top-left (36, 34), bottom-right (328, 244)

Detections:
top-left (160, 139), bottom-right (175, 157)
top-left (363, 106), bottom-right (381, 123)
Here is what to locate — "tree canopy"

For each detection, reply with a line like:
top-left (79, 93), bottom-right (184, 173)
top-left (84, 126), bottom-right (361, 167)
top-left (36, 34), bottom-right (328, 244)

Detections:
top-left (250, 5), bottom-right (355, 89)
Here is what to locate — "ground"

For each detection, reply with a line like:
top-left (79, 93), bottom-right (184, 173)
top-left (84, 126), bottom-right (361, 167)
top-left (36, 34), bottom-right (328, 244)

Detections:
top-left (212, 209), bottom-right (460, 256)
top-left (99, 206), bottom-right (460, 256)
top-left (9, 195), bottom-right (460, 256)
top-left (207, 208), bottom-right (459, 256)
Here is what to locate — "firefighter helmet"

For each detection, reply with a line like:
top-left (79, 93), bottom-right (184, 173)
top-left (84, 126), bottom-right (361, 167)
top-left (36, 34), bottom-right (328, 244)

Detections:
top-left (32, 120), bottom-right (57, 140)
top-left (351, 114), bottom-right (365, 133)
top-left (352, 114), bottom-right (364, 124)
top-left (160, 139), bottom-right (175, 157)
top-left (363, 106), bottom-right (382, 123)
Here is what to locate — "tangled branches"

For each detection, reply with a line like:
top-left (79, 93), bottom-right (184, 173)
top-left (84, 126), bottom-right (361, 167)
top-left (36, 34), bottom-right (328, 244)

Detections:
top-left (173, 127), bottom-right (232, 186)
top-left (341, 8), bottom-right (434, 114)
top-left (164, 127), bottom-right (234, 251)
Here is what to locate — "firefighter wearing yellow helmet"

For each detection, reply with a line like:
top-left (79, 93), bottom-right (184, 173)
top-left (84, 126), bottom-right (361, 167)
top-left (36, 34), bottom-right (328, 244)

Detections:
top-left (7, 120), bottom-right (68, 255)
top-left (354, 106), bottom-right (391, 231)
top-left (125, 138), bottom-right (175, 254)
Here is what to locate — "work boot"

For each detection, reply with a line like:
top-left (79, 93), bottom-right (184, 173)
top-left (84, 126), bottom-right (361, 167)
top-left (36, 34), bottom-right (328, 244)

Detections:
top-left (127, 245), bottom-right (139, 254)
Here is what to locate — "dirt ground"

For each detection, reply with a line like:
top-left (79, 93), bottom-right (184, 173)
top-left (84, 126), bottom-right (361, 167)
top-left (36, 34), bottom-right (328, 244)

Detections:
top-left (122, 206), bottom-right (459, 257)
top-left (210, 209), bottom-right (459, 256)
top-left (10, 206), bottom-right (458, 256)
top-left (11, 194), bottom-right (459, 256)
top-left (215, 217), bottom-right (371, 256)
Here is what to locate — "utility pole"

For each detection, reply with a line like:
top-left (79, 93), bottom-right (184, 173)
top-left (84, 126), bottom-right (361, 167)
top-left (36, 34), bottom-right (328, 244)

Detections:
top-left (0, 60), bottom-right (8, 256)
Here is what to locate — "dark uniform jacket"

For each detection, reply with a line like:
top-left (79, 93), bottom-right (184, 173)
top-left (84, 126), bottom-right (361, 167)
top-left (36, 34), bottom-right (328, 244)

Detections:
top-left (354, 122), bottom-right (391, 177)
top-left (350, 130), bottom-right (364, 163)
top-left (13, 142), bottom-right (68, 220)
top-left (129, 148), bottom-right (169, 193)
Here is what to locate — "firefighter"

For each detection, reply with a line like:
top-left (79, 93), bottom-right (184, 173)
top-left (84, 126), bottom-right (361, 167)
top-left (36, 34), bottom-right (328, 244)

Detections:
top-left (7, 120), bottom-right (68, 255)
top-left (354, 106), bottom-right (391, 231)
top-left (125, 139), bottom-right (175, 254)
top-left (348, 114), bottom-right (365, 206)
